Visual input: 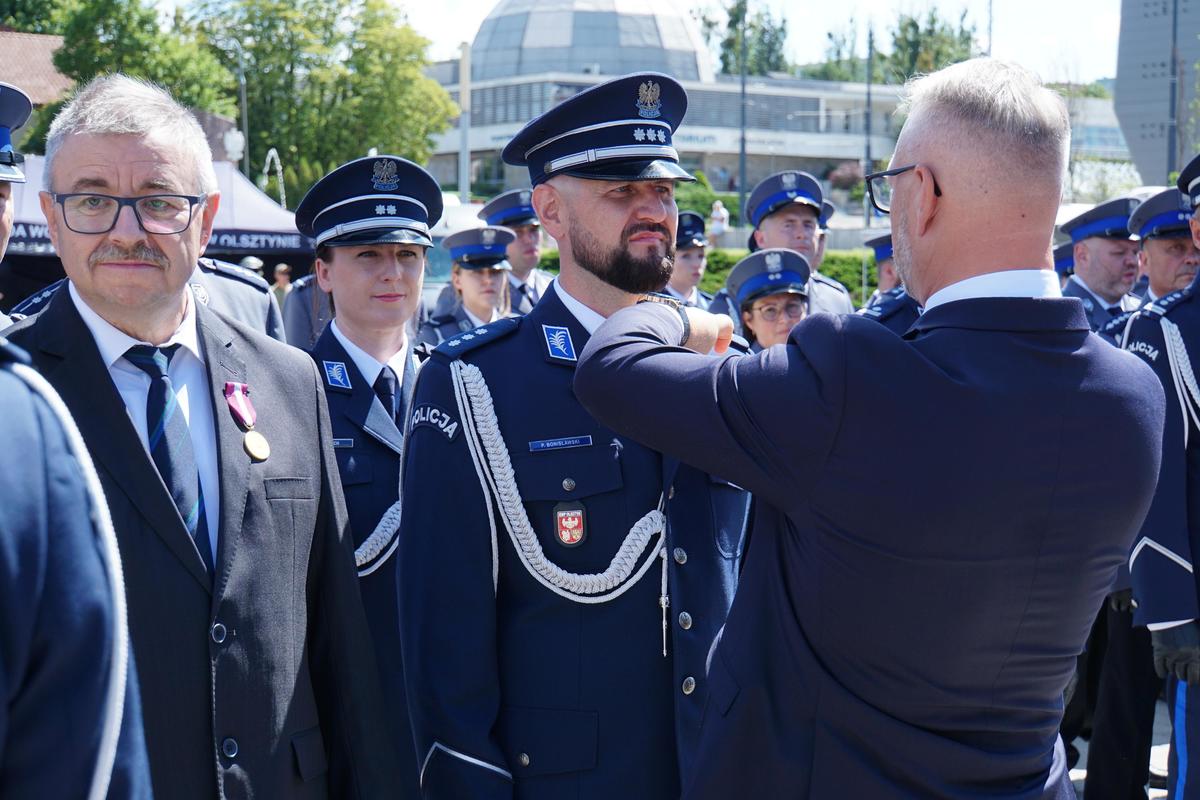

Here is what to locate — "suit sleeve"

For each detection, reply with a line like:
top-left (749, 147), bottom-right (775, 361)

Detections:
top-left (574, 302), bottom-right (845, 513)
top-left (398, 357), bottom-right (513, 800)
top-left (1125, 316), bottom-right (1200, 626)
top-left (304, 358), bottom-right (404, 796)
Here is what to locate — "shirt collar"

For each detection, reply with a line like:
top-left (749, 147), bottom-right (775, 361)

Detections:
top-left (923, 269), bottom-right (1062, 313)
top-left (551, 277), bottom-right (607, 335)
top-left (330, 319), bottom-right (409, 386)
top-left (463, 306), bottom-right (497, 329)
top-left (664, 284), bottom-right (698, 304)
top-left (69, 281), bottom-right (204, 369)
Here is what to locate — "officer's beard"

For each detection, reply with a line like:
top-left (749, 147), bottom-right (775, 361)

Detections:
top-left (569, 217), bottom-right (675, 295)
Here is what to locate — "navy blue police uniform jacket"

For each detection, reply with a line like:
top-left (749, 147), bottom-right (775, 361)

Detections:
top-left (12, 258), bottom-right (286, 342)
top-left (857, 285), bottom-right (921, 334)
top-left (308, 324), bottom-right (420, 797)
top-left (0, 338), bottom-right (153, 799)
top-left (397, 283), bottom-right (749, 800)
top-left (1115, 280), bottom-right (1200, 626)
top-left (416, 306), bottom-right (482, 348)
top-left (572, 296), bottom-right (1165, 799)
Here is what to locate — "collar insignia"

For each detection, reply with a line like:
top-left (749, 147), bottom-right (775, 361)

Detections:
top-left (542, 324), bottom-right (577, 361)
top-left (323, 360), bottom-right (352, 389)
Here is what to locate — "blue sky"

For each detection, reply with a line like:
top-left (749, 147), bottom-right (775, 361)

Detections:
top-left (403, 0), bottom-right (1121, 84)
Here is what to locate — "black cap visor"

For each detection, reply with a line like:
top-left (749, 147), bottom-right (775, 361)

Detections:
top-left (323, 227), bottom-right (432, 249)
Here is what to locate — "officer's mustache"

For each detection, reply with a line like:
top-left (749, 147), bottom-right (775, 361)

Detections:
top-left (620, 223), bottom-right (672, 246)
top-left (88, 242), bottom-right (169, 269)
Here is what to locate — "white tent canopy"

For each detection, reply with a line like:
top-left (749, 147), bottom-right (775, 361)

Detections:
top-left (8, 157), bottom-right (311, 256)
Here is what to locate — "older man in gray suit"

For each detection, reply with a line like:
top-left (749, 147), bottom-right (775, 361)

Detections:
top-left (5, 74), bottom-right (399, 798)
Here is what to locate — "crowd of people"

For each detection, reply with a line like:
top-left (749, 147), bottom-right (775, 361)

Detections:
top-left (0, 55), bottom-right (1197, 800)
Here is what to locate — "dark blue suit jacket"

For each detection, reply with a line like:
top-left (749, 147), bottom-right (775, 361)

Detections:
top-left (0, 339), bottom-right (152, 799)
top-left (398, 285), bottom-right (748, 800)
top-left (308, 325), bottom-right (419, 796)
top-left (574, 296), bottom-right (1164, 799)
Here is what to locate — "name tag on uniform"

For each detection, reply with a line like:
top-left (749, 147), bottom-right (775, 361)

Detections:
top-left (332, 438), bottom-right (355, 449)
top-left (528, 435), bottom-right (593, 453)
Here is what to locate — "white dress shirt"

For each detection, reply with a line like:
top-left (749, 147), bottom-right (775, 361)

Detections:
top-left (463, 307), bottom-right (499, 329)
top-left (330, 319), bottom-right (411, 393)
top-left (665, 284), bottom-right (703, 306)
top-left (69, 282), bottom-right (220, 559)
top-left (552, 278), bottom-right (606, 334)
top-left (924, 269), bottom-right (1063, 312)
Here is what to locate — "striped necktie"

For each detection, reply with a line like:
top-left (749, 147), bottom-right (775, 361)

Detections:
top-left (125, 344), bottom-right (214, 572)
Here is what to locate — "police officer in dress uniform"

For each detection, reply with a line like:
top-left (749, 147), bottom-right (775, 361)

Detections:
top-left (1082, 187), bottom-right (1199, 800)
top-left (663, 210), bottom-right (712, 307)
top-left (294, 155), bottom-right (444, 799)
top-left (419, 226), bottom-right (517, 346)
top-left (812, 198), bottom-right (836, 271)
top-left (1114, 155), bottom-right (1200, 799)
top-left (0, 337), bottom-right (153, 799)
top-left (0, 83), bottom-right (32, 330)
top-left (724, 248), bottom-right (810, 352)
top-left (747, 170), bottom-right (854, 314)
top-left (1060, 197), bottom-right (1143, 331)
top-left (398, 72), bottom-right (749, 800)
top-left (433, 190), bottom-right (553, 317)
top-left (858, 232), bottom-right (921, 335)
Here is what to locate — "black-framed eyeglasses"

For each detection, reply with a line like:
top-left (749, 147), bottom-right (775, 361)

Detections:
top-left (50, 192), bottom-right (206, 235)
top-left (864, 164), bottom-right (942, 214)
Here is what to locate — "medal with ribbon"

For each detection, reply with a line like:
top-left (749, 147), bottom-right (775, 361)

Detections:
top-left (224, 382), bottom-right (270, 462)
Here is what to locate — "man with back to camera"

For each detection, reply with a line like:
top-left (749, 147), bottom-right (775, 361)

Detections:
top-left (573, 58), bottom-right (1165, 799)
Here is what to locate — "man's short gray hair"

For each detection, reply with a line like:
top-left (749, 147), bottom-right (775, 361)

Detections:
top-left (899, 58), bottom-right (1069, 181)
top-left (44, 74), bottom-right (217, 195)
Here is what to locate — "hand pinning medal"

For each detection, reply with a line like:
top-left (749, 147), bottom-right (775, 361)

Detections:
top-left (224, 382), bottom-right (270, 462)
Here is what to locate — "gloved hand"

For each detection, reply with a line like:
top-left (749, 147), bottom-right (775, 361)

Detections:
top-left (1151, 622), bottom-right (1200, 684)
top-left (1109, 589), bottom-right (1137, 613)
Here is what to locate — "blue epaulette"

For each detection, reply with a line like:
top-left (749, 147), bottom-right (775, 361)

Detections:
top-left (1100, 308), bottom-right (1137, 337)
top-left (1142, 286), bottom-right (1193, 318)
top-left (857, 287), bottom-right (909, 321)
top-left (199, 258), bottom-right (270, 291)
top-left (11, 279), bottom-right (65, 315)
top-left (432, 316), bottom-right (522, 361)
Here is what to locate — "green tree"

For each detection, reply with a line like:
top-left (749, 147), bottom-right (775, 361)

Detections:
top-left (797, 19), bottom-right (887, 84)
top-left (718, 0), bottom-right (789, 76)
top-left (192, 0), bottom-right (455, 206)
top-left (883, 9), bottom-right (976, 83)
top-left (0, 0), bottom-right (68, 32)
top-left (53, 0), bottom-right (236, 115)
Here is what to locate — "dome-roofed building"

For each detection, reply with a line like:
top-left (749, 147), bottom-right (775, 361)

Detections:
top-left (471, 0), bottom-right (714, 83)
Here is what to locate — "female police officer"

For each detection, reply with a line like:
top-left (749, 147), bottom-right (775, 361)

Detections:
top-left (724, 248), bottom-right (812, 352)
top-left (294, 155), bottom-right (443, 798)
top-left (416, 225), bottom-right (518, 346)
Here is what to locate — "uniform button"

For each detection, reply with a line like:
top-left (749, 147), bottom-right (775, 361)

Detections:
top-left (678, 611), bottom-right (692, 630)
top-left (562, 478), bottom-right (576, 492)
top-left (210, 622), bottom-right (227, 644)
top-left (673, 547), bottom-right (687, 565)
top-left (682, 676), bottom-right (696, 695)
top-left (668, 485), bottom-right (676, 500)
top-left (517, 752), bottom-right (531, 767)
top-left (222, 737), bottom-right (239, 759)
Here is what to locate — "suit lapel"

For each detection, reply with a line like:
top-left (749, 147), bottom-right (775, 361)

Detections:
top-left (36, 291), bottom-right (213, 591)
top-left (196, 305), bottom-right (249, 602)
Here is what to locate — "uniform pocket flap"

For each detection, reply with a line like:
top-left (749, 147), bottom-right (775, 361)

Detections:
top-left (264, 477), bottom-right (318, 500)
top-left (291, 726), bottom-right (328, 782)
top-left (511, 445), bottom-right (623, 502)
top-left (334, 452), bottom-right (374, 486)
top-left (497, 705), bottom-right (598, 777)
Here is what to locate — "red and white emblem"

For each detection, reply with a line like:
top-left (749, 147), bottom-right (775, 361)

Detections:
top-left (556, 508), bottom-right (585, 547)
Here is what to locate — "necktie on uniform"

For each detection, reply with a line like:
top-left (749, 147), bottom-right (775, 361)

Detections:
top-left (125, 344), bottom-right (214, 572)
top-left (373, 366), bottom-right (399, 424)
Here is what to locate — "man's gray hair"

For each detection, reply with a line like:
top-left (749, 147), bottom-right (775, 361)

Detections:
top-left (44, 74), bottom-right (217, 195)
top-left (899, 58), bottom-right (1070, 181)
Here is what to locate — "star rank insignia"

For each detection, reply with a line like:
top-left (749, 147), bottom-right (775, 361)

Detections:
top-left (634, 128), bottom-right (647, 142)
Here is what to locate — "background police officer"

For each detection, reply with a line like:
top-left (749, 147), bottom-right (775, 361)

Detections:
top-left (0, 82), bottom-right (32, 329)
top-left (419, 226), bottom-right (516, 346)
top-left (724, 248), bottom-right (809, 351)
top-left (664, 210), bottom-right (712, 307)
top-left (1061, 196), bottom-right (1143, 330)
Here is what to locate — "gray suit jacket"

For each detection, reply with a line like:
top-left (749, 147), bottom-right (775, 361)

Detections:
top-left (5, 292), bottom-right (399, 799)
